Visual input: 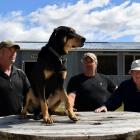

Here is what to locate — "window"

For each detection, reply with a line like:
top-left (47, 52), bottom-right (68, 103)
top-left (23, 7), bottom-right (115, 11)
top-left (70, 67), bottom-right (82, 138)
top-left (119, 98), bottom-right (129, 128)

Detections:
top-left (125, 54), bottom-right (140, 75)
top-left (97, 55), bottom-right (117, 75)
top-left (125, 55), bottom-right (133, 75)
top-left (135, 56), bottom-right (140, 59)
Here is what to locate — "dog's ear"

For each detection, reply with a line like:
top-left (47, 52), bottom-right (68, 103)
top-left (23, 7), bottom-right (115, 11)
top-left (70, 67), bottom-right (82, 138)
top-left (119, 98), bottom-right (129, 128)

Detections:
top-left (47, 28), bottom-right (58, 45)
top-left (53, 26), bottom-right (64, 36)
top-left (53, 27), bottom-right (59, 37)
top-left (54, 26), bottom-right (69, 36)
top-left (48, 26), bottom-right (65, 46)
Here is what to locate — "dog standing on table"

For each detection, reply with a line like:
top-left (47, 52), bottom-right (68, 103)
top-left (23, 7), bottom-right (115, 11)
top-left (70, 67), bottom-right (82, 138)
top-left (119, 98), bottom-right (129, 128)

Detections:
top-left (21, 26), bottom-right (85, 124)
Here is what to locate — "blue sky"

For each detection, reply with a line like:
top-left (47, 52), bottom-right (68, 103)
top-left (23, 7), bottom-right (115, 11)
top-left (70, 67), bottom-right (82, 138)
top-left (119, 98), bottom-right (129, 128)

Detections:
top-left (0, 0), bottom-right (140, 42)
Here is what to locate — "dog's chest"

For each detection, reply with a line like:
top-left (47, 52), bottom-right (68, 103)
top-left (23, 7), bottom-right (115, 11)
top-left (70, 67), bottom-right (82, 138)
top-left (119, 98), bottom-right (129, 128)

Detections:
top-left (43, 71), bottom-right (67, 94)
top-left (43, 70), bottom-right (67, 80)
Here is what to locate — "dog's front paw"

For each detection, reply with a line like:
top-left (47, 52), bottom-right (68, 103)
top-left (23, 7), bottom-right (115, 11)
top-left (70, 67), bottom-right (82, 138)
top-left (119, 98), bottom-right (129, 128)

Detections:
top-left (67, 110), bottom-right (79, 122)
top-left (20, 111), bottom-right (27, 119)
top-left (43, 116), bottom-right (54, 124)
top-left (69, 114), bottom-right (79, 122)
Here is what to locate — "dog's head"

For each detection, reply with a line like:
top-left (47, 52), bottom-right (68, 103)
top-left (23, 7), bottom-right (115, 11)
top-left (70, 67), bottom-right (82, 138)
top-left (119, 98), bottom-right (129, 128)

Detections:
top-left (48, 26), bottom-right (86, 55)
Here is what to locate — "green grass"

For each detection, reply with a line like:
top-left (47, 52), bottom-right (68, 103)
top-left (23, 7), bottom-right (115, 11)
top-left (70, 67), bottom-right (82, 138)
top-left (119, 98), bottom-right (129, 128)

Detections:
top-left (115, 104), bottom-right (124, 112)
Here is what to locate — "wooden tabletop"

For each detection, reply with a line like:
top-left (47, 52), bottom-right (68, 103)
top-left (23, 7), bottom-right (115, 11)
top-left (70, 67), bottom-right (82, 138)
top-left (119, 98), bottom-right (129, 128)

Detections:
top-left (0, 111), bottom-right (140, 140)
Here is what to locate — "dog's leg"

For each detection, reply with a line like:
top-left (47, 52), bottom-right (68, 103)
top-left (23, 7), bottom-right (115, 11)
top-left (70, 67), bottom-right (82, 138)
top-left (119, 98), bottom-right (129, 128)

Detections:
top-left (48, 93), bottom-right (67, 116)
top-left (48, 94), bottom-right (61, 112)
top-left (21, 88), bottom-right (32, 118)
top-left (56, 89), bottom-right (79, 122)
top-left (40, 99), bottom-right (53, 124)
top-left (64, 93), bottom-right (79, 122)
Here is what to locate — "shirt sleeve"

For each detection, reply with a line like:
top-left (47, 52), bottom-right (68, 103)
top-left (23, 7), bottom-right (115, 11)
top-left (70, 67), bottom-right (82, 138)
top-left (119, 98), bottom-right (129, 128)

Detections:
top-left (106, 77), bottom-right (117, 93)
top-left (105, 83), bottom-right (124, 111)
top-left (67, 76), bottom-right (77, 94)
top-left (100, 74), bottom-right (117, 93)
top-left (23, 73), bottom-right (31, 94)
top-left (17, 69), bottom-right (31, 96)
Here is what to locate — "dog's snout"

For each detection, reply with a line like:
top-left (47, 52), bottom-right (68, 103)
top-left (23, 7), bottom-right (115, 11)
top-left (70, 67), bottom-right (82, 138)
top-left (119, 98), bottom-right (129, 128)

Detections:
top-left (82, 37), bottom-right (86, 43)
top-left (80, 37), bottom-right (86, 47)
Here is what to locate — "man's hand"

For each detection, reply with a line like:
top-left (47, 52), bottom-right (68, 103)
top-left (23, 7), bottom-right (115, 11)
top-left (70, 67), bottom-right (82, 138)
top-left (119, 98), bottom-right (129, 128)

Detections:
top-left (94, 105), bottom-right (108, 113)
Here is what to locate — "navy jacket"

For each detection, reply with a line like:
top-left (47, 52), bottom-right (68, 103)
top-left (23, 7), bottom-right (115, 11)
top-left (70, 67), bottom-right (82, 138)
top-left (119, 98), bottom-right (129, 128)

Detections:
top-left (105, 78), bottom-right (140, 112)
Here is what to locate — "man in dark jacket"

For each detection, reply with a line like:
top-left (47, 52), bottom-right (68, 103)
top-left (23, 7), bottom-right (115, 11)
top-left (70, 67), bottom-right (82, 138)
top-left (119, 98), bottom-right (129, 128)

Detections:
top-left (95, 59), bottom-right (140, 112)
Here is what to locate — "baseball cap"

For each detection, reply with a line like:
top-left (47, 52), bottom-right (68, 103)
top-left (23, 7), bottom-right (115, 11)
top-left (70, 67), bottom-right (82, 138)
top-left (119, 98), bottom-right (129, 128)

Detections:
top-left (130, 59), bottom-right (140, 71)
top-left (83, 52), bottom-right (98, 63)
top-left (0, 40), bottom-right (20, 49)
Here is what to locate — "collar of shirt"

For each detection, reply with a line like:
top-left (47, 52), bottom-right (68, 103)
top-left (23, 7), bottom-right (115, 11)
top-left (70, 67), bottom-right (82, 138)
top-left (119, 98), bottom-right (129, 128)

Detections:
top-left (0, 65), bottom-right (17, 78)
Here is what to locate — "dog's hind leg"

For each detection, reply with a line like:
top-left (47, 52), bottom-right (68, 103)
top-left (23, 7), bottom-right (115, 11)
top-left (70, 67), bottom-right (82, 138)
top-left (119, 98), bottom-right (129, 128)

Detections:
top-left (21, 88), bottom-right (33, 118)
top-left (21, 88), bottom-right (40, 118)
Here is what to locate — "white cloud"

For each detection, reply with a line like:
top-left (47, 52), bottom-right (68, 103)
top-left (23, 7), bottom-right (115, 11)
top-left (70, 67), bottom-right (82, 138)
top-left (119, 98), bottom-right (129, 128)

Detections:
top-left (0, 0), bottom-right (140, 42)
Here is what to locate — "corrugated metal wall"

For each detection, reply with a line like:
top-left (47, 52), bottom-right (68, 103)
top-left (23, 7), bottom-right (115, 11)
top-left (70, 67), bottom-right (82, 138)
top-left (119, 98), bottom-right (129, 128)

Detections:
top-left (15, 49), bottom-right (134, 87)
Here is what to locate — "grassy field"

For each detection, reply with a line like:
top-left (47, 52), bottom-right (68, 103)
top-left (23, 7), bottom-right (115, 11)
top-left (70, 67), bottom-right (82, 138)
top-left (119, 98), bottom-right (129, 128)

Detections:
top-left (115, 104), bottom-right (124, 111)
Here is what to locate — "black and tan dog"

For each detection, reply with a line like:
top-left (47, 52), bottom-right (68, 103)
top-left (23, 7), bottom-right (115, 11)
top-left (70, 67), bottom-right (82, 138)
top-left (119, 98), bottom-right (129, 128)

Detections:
top-left (21, 26), bottom-right (85, 124)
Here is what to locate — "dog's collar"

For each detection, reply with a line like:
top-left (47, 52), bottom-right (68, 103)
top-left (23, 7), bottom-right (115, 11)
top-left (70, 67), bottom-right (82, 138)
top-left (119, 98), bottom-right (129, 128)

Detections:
top-left (48, 47), bottom-right (65, 64)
